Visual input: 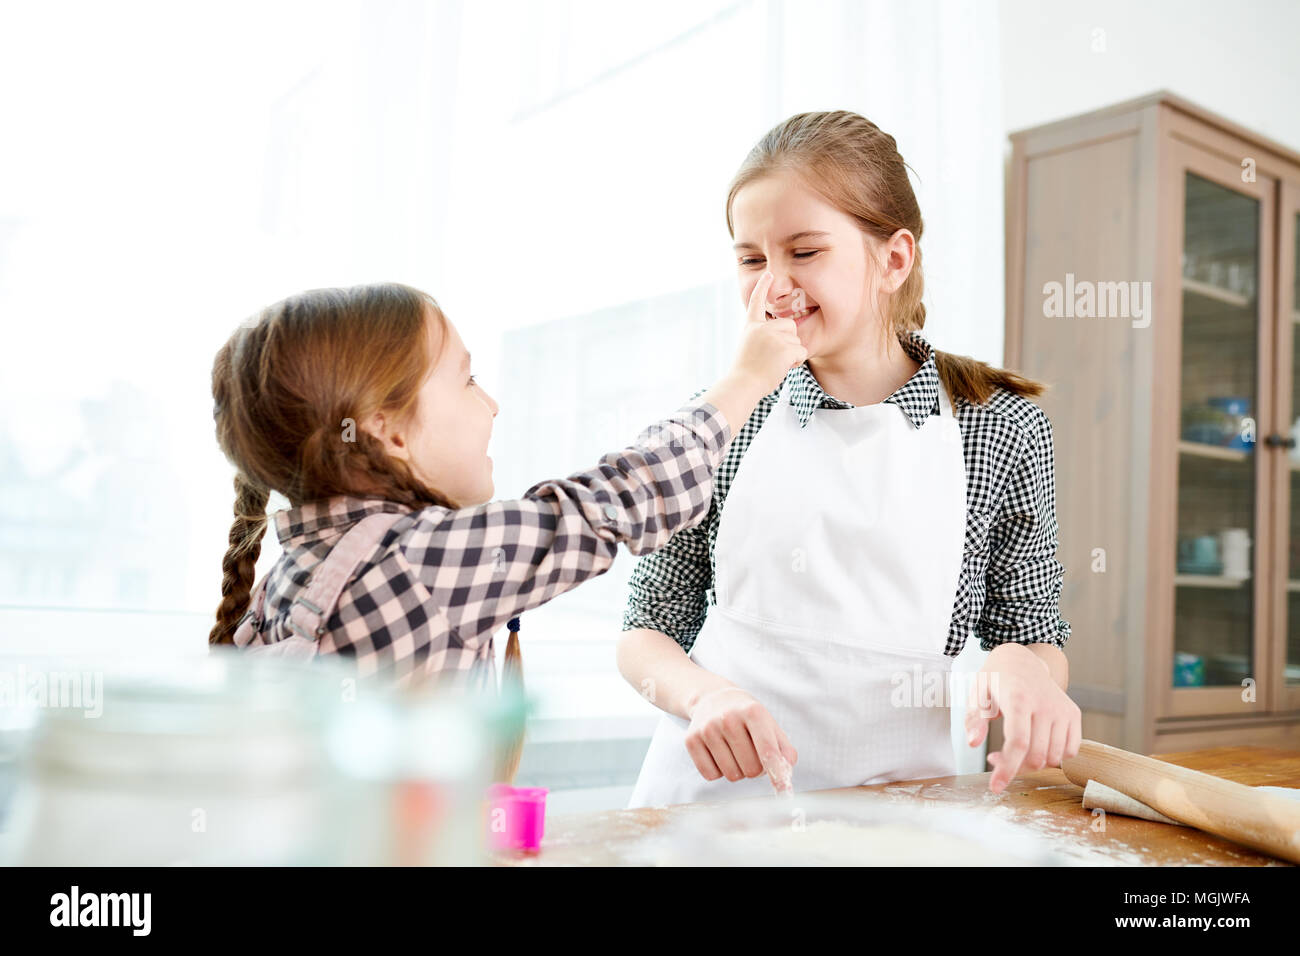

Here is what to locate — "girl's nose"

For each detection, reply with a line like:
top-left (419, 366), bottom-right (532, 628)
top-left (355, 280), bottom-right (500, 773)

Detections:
top-left (767, 271), bottom-right (795, 302)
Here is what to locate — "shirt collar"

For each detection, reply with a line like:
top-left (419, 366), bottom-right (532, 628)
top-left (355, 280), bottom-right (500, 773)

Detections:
top-left (274, 495), bottom-right (413, 548)
top-left (768, 329), bottom-right (941, 430)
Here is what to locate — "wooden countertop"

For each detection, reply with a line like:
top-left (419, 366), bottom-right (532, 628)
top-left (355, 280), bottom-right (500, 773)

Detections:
top-left (493, 745), bottom-right (1300, 866)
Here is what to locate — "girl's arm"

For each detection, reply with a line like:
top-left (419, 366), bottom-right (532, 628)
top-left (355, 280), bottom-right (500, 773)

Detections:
top-left (617, 628), bottom-right (736, 722)
top-left (619, 595), bottom-right (797, 785)
top-left (618, 479), bottom-right (725, 720)
top-left (974, 409), bottom-right (1071, 655)
top-left (968, 410), bottom-right (1080, 791)
top-left (400, 374), bottom-right (768, 651)
top-left (1026, 643), bottom-right (1068, 691)
top-left (621, 387), bottom-right (716, 649)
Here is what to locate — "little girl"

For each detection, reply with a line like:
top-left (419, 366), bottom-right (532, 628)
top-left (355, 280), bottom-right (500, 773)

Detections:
top-left (209, 276), bottom-right (804, 692)
top-left (620, 110), bottom-right (1083, 804)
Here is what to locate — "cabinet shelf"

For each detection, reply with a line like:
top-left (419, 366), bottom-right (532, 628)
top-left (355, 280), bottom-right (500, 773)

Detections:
top-left (1175, 574), bottom-right (1250, 588)
top-left (1181, 275), bottom-right (1253, 309)
top-left (1175, 576), bottom-right (1300, 591)
top-left (1177, 440), bottom-right (1250, 463)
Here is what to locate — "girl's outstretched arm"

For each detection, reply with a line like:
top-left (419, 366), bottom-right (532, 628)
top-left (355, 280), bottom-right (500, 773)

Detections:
top-left (402, 395), bottom-right (736, 650)
top-left (339, 374), bottom-right (775, 680)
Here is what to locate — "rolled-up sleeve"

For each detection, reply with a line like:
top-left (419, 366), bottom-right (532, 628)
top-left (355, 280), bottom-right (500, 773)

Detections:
top-left (621, 386), bottom-right (721, 654)
top-left (621, 498), bottom-right (715, 653)
top-left (400, 400), bottom-right (732, 648)
top-left (975, 411), bottom-right (1071, 651)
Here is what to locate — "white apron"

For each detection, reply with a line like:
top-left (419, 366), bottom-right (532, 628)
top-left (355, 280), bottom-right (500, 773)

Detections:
top-left (627, 372), bottom-right (967, 807)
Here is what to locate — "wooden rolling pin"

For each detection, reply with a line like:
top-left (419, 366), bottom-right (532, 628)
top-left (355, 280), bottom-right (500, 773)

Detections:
top-left (1060, 739), bottom-right (1300, 864)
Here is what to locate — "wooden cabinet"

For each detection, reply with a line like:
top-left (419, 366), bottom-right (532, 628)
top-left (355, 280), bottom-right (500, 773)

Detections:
top-left (1004, 91), bottom-right (1300, 754)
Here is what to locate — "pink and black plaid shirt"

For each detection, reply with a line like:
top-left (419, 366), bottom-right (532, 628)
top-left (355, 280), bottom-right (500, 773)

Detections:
top-left (239, 400), bottom-right (731, 685)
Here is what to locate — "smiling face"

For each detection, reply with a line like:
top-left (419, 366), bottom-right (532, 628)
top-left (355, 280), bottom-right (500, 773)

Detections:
top-left (731, 169), bottom-right (913, 362)
top-left (363, 306), bottom-right (499, 508)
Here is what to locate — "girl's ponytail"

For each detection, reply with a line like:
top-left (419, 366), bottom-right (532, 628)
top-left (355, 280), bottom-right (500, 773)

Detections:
top-left (209, 472), bottom-right (270, 646)
top-left (931, 348), bottom-right (1045, 405)
top-left (897, 259), bottom-right (1045, 404)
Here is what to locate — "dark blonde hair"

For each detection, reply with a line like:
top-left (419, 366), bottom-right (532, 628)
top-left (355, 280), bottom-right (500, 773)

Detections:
top-left (725, 110), bottom-right (1045, 405)
top-left (209, 282), bottom-right (456, 646)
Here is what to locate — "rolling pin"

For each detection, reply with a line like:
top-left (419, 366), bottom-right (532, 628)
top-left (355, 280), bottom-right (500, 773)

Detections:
top-left (1060, 739), bottom-right (1300, 864)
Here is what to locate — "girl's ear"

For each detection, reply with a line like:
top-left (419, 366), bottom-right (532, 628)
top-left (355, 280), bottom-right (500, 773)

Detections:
top-left (360, 410), bottom-right (411, 461)
top-left (878, 229), bottom-right (915, 293)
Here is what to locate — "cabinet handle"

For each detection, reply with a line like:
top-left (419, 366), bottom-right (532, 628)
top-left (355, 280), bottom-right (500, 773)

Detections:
top-left (1264, 433), bottom-right (1297, 449)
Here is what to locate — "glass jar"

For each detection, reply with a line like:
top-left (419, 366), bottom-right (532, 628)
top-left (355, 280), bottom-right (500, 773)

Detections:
top-left (1, 652), bottom-right (497, 865)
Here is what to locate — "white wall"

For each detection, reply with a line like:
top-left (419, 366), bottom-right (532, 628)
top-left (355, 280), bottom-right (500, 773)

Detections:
top-left (1000, 0), bottom-right (1300, 157)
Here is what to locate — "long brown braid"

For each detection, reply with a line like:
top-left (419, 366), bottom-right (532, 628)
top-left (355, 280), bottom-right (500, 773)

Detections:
top-left (209, 473), bottom-right (272, 646)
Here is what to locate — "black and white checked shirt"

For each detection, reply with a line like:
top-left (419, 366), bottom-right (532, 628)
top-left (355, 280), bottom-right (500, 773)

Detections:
top-left (623, 329), bottom-right (1071, 658)
top-left (246, 402), bottom-right (733, 684)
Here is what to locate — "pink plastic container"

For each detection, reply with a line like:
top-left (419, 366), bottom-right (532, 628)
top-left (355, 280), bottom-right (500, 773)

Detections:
top-left (486, 784), bottom-right (549, 853)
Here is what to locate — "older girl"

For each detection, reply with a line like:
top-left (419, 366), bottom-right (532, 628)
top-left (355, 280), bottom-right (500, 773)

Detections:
top-left (620, 111), bottom-right (1082, 804)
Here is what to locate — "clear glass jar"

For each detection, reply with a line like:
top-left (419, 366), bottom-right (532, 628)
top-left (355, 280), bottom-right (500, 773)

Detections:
top-left (1, 652), bottom-right (497, 865)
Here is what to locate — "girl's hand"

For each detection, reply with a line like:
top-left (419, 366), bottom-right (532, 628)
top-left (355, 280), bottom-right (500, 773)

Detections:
top-left (728, 271), bottom-right (808, 394)
top-left (685, 685), bottom-right (799, 792)
top-left (700, 272), bottom-right (808, 437)
top-left (965, 643), bottom-right (1082, 793)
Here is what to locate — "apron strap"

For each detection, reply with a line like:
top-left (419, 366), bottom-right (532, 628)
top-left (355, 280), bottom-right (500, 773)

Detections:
top-left (284, 510), bottom-right (407, 643)
top-left (231, 569), bottom-right (272, 649)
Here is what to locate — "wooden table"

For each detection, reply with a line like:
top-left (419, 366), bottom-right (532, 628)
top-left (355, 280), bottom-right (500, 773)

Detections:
top-left (494, 745), bottom-right (1300, 866)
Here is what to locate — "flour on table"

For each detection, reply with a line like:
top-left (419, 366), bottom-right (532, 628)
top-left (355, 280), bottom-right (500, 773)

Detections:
top-left (659, 819), bottom-right (1035, 866)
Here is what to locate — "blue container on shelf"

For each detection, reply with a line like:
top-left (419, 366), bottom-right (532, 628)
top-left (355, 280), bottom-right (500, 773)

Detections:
top-left (1173, 652), bottom-right (1205, 688)
top-left (1182, 423), bottom-right (1225, 445)
top-left (1207, 397), bottom-right (1252, 451)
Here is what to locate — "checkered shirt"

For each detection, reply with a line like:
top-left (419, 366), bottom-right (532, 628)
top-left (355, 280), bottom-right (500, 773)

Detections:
top-left (244, 402), bottom-right (733, 684)
top-left (623, 330), bottom-right (1072, 657)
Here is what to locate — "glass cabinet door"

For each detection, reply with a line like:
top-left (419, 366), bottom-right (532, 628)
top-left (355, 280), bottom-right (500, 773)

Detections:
top-left (1172, 172), bottom-right (1262, 699)
top-left (1287, 207), bottom-right (1300, 693)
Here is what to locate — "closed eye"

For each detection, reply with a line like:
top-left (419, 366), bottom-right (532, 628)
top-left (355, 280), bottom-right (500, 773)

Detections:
top-left (739, 251), bottom-right (821, 267)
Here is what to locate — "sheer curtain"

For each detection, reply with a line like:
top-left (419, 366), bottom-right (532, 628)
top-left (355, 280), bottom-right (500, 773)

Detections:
top-left (0, 0), bottom-right (1003, 806)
